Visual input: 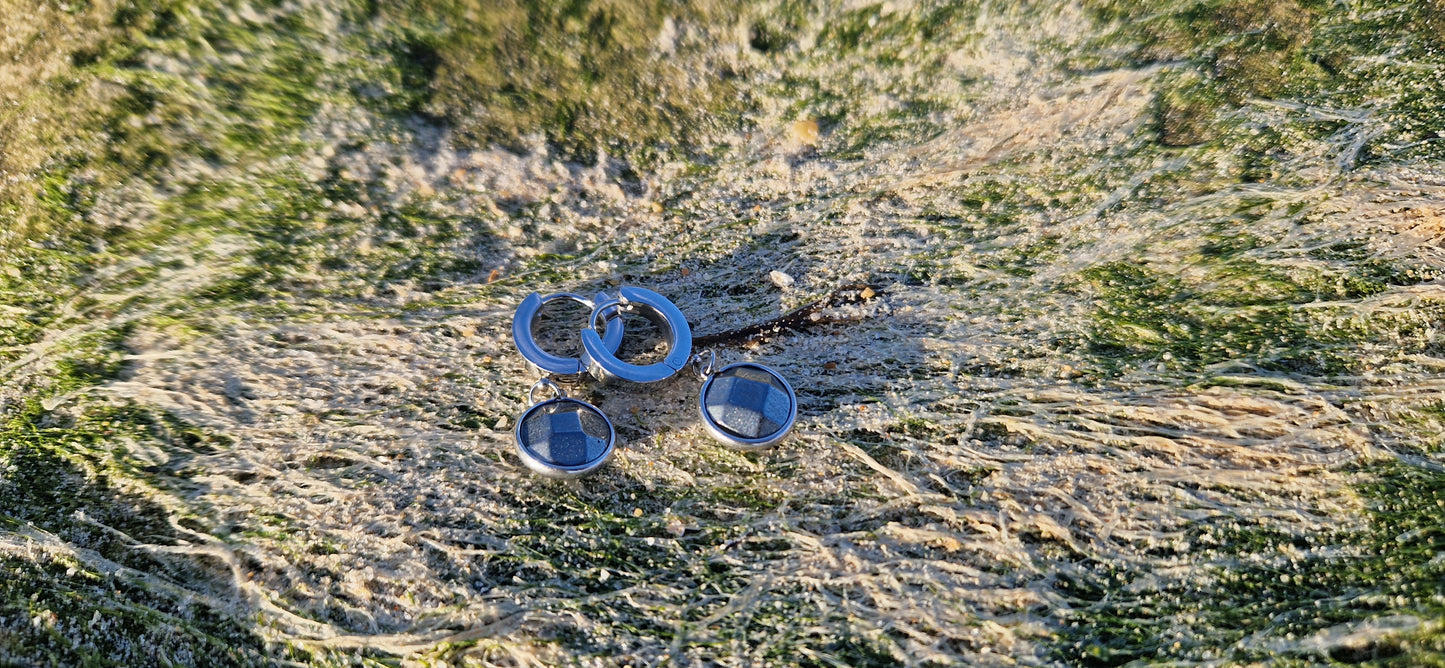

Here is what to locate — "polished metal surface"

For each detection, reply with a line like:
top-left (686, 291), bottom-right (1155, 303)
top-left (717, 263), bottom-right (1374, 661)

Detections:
top-left (528, 377), bottom-right (564, 404)
top-left (697, 362), bottom-right (797, 450)
top-left (580, 286), bottom-right (692, 383)
top-left (512, 292), bottom-right (624, 376)
top-left (513, 380), bottom-right (616, 478)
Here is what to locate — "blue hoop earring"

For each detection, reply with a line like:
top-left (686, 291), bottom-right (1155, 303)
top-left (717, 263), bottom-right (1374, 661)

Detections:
top-left (580, 286), bottom-right (692, 384)
top-left (512, 292), bottom-right (624, 376)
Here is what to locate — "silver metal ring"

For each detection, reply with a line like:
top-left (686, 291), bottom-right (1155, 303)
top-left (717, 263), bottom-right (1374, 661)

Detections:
top-left (691, 350), bottom-right (717, 379)
top-left (589, 298), bottom-right (625, 329)
top-left (527, 378), bottom-right (564, 404)
top-left (580, 287), bottom-right (692, 384)
top-left (512, 292), bottom-right (624, 376)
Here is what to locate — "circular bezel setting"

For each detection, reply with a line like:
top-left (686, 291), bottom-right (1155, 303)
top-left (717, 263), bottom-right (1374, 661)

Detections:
top-left (697, 362), bottom-right (797, 451)
top-left (513, 397), bottom-right (617, 478)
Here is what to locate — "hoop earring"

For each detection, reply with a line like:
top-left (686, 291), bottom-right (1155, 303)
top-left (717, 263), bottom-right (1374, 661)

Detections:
top-left (580, 286), bottom-right (692, 384)
top-left (508, 292), bottom-right (623, 478)
top-left (512, 292), bottom-right (624, 376)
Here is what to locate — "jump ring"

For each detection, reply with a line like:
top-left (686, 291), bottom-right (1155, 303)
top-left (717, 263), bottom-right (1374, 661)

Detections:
top-left (528, 378), bottom-right (565, 404)
top-left (691, 350), bottom-right (717, 379)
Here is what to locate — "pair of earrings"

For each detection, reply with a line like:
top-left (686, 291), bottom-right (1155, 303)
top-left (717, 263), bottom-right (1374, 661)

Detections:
top-left (509, 287), bottom-right (798, 478)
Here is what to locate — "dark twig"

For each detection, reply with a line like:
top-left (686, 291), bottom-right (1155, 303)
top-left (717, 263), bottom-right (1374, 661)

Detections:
top-left (693, 284), bottom-right (886, 348)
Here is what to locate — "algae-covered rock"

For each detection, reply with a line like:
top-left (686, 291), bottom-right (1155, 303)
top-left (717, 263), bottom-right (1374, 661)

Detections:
top-left (374, 0), bottom-right (746, 162)
top-left (2, 0), bottom-right (1444, 665)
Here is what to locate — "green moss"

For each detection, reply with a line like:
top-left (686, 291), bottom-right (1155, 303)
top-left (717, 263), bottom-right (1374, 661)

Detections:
top-left (0, 0), bottom-right (116, 251)
top-left (759, 614), bottom-right (902, 667)
top-left (1085, 0), bottom-right (1445, 162)
top-left (488, 491), bottom-right (749, 587)
top-left (0, 553), bottom-right (271, 667)
top-left (819, 2), bottom-right (971, 54)
top-left (795, 5), bottom-right (976, 161)
top-left (1155, 72), bottom-right (1224, 147)
top-left (370, 0), bottom-right (747, 164)
top-left (3, 0), bottom-right (310, 251)
top-left (1055, 460), bottom-right (1445, 666)
top-left (50, 326), bottom-right (134, 395)
top-left (706, 481), bottom-right (786, 511)
top-left (1078, 255), bottom-right (1441, 376)
top-left (0, 402), bottom-right (267, 666)
top-left (1083, 0), bottom-right (1322, 75)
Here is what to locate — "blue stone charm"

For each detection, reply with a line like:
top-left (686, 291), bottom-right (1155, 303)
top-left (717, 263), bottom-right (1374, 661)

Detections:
top-left (514, 397), bottom-right (616, 478)
top-left (698, 362), bottom-right (797, 450)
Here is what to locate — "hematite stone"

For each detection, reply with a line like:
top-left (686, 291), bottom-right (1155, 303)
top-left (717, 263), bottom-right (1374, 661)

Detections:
top-left (703, 365), bottom-right (793, 440)
top-left (518, 400), bottom-right (612, 467)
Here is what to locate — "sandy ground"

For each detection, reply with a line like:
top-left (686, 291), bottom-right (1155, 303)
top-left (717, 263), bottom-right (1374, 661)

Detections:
top-left (3, 0), bottom-right (1445, 665)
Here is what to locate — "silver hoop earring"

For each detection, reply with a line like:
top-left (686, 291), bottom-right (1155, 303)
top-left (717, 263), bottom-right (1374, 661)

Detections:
top-left (580, 286), bottom-right (692, 383)
top-left (692, 350), bottom-right (797, 450)
top-left (512, 292), bottom-right (625, 376)
top-left (513, 379), bottom-right (617, 478)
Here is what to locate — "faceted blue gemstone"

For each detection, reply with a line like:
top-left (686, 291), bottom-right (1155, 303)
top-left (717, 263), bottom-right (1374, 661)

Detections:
top-left (703, 365), bottom-right (793, 440)
top-left (519, 401), bottom-right (611, 467)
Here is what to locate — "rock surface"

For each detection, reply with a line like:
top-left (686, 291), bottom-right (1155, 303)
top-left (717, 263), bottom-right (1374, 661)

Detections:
top-left (1, 0), bottom-right (1444, 665)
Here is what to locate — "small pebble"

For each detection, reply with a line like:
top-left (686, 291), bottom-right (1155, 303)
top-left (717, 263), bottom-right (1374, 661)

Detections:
top-left (788, 118), bottom-right (820, 147)
top-left (487, 269), bottom-right (501, 283)
top-left (494, 416), bottom-right (509, 430)
top-left (769, 270), bottom-right (795, 289)
top-left (824, 362), bottom-right (837, 370)
top-left (632, 507), bottom-right (644, 517)
top-left (860, 287), bottom-right (875, 299)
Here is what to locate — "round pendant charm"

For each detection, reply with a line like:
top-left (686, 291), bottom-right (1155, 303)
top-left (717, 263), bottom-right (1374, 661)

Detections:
top-left (514, 382), bottom-right (616, 478)
top-left (697, 362), bottom-right (797, 450)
